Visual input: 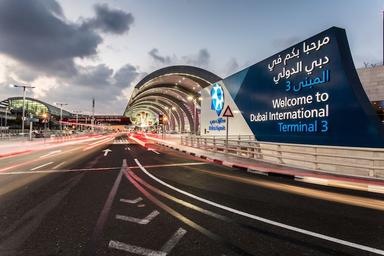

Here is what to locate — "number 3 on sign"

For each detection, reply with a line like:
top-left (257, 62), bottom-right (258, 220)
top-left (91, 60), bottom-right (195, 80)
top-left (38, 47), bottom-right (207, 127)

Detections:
top-left (321, 120), bottom-right (328, 132)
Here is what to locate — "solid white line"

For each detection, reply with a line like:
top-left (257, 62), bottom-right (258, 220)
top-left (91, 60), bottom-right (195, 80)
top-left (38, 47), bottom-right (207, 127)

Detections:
top-left (160, 228), bottom-right (187, 253)
top-left (109, 240), bottom-right (166, 256)
top-left (116, 210), bottom-right (159, 225)
top-left (134, 158), bottom-right (384, 255)
top-left (30, 162), bottom-right (54, 171)
top-left (120, 197), bottom-right (143, 204)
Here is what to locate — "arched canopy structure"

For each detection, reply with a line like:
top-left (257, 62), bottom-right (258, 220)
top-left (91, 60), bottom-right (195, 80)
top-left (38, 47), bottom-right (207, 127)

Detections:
top-left (1, 97), bottom-right (73, 118)
top-left (124, 65), bottom-right (221, 133)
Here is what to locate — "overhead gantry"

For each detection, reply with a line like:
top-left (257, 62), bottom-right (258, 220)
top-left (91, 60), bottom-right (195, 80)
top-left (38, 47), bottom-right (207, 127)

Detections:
top-left (124, 65), bottom-right (221, 134)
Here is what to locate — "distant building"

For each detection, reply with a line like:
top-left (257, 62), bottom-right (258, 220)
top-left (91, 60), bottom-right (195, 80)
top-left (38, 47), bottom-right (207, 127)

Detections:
top-left (357, 66), bottom-right (384, 121)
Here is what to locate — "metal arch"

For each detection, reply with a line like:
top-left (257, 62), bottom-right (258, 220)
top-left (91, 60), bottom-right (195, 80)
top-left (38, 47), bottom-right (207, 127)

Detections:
top-left (131, 84), bottom-right (200, 105)
top-left (130, 100), bottom-right (183, 132)
top-left (129, 94), bottom-right (193, 132)
top-left (135, 65), bottom-right (222, 90)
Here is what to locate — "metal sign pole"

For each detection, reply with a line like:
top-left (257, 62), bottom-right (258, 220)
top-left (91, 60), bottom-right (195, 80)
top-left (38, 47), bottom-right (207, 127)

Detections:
top-left (226, 116), bottom-right (229, 153)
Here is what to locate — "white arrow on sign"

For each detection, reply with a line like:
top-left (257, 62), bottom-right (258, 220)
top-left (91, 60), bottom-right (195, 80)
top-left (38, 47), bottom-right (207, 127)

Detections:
top-left (103, 149), bottom-right (112, 156)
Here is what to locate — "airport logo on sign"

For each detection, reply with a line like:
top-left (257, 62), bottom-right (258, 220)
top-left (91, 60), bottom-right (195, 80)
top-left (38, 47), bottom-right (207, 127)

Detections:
top-left (210, 83), bottom-right (224, 116)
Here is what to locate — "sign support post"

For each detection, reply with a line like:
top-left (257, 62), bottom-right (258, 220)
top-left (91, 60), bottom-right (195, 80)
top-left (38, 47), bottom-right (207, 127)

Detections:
top-left (222, 105), bottom-right (234, 154)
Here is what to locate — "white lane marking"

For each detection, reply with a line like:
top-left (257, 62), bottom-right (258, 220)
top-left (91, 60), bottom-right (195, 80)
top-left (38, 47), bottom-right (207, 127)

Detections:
top-left (109, 240), bottom-right (166, 256)
top-left (116, 210), bottom-right (159, 225)
top-left (0, 162), bottom-right (208, 175)
top-left (53, 161), bottom-right (66, 170)
top-left (103, 149), bottom-right (112, 156)
top-left (39, 150), bottom-right (62, 159)
top-left (30, 162), bottom-right (54, 171)
top-left (89, 160), bottom-right (125, 243)
top-left (160, 228), bottom-right (187, 253)
top-left (134, 158), bottom-right (384, 256)
top-left (148, 149), bottom-right (160, 155)
top-left (120, 197), bottom-right (143, 204)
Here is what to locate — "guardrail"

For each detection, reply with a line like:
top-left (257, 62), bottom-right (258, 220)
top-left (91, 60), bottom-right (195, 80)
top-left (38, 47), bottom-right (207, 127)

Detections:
top-left (181, 136), bottom-right (384, 179)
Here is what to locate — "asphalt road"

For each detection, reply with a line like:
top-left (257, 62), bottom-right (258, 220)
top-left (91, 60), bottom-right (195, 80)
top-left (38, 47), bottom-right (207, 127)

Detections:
top-left (0, 133), bottom-right (383, 256)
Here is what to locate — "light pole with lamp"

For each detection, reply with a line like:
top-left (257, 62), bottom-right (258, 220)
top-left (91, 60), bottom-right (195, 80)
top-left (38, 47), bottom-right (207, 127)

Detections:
top-left (9, 84), bottom-right (35, 136)
top-left (73, 110), bottom-right (82, 131)
top-left (55, 102), bottom-right (68, 132)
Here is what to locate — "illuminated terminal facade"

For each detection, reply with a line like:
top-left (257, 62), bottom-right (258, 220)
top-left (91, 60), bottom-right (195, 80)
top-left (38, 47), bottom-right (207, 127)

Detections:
top-left (123, 64), bottom-right (384, 134)
top-left (0, 97), bottom-right (73, 129)
top-left (124, 65), bottom-right (221, 133)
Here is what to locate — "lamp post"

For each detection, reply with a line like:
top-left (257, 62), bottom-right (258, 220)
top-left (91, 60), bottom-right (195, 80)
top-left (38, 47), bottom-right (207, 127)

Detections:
top-left (55, 102), bottom-right (68, 132)
top-left (73, 110), bottom-right (82, 131)
top-left (10, 84), bottom-right (35, 136)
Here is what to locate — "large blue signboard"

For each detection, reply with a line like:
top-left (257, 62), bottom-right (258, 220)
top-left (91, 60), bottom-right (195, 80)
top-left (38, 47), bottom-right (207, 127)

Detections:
top-left (221, 27), bottom-right (384, 147)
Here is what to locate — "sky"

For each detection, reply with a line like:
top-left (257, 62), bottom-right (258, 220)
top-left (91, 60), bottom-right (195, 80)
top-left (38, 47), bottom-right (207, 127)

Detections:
top-left (0, 0), bottom-right (383, 114)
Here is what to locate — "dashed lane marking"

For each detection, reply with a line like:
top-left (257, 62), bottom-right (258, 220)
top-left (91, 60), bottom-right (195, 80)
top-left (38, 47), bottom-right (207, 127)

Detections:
top-left (39, 150), bottom-right (62, 159)
top-left (53, 161), bottom-right (66, 169)
top-left (120, 197), bottom-right (143, 204)
top-left (160, 228), bottom-right (187, 253)
top-left (30, 162), bottom-right (54, 171)
top-left (0, 162), bottom-right (208, 175)
top-left (109, 241), bottom-right (166, 256)
top-left (116, 210), bottom-right (160, 225)
top-left (134, 158), bottom-right (384, 256)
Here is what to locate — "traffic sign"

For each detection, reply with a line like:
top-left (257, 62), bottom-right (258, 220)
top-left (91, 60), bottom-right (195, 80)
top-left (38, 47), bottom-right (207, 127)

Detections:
top-left (222, 106), bottom-right (234, 117)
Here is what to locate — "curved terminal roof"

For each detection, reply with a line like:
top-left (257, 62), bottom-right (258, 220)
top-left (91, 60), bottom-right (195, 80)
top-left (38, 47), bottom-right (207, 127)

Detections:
top-left (124, 65), bottom-right (221, 133)
top-left (0, 97), bottom-right (73, 118)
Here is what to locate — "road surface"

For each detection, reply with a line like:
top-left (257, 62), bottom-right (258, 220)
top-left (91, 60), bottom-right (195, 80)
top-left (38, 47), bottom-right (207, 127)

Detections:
top-left (0, 134), bottom-right (383, 256)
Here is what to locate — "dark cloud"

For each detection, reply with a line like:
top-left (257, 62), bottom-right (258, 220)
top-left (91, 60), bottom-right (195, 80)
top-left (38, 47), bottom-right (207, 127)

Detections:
top-left (73, 64), bottom-right (114, 87)
top-left (183, 48), bottom-right (210, 67)
top-left (114, 64), bottom-right (143, 88)
top-left (0, 0), bottom-right (102, 76)
top-left (84, 4), bottom-right (134, 34)
top-left (148, 48), bottom-right (171, 64)
top-left (148, 48), bottom-right (211, 68)
top-left (0, 0), bottom-right (134, 78)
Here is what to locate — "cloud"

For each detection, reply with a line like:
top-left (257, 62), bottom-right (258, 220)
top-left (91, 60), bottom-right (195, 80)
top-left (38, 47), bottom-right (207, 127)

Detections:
top-left (114, 64), bottom-right (144, 88)
top-left (182, 48), bottom-right (210, 67)
top-left (0, 0), bottom-right (134, 78)
top-left (0, 0), bottom-right (103, 77)
top-left (84, 4), bottom-right (134, 34)
top-left (73, 64), bottom-right (114, 87)
top-left (148, 48), bottom-right (211, 68)
top-left (148, 48), bottom-right (172, 64)
top-left (0, 0), bottom-right (138, 114)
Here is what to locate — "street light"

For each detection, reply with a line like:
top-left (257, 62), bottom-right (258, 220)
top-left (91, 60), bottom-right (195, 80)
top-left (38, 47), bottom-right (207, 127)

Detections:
top-left (73, 110), bottom-right (82, 130)
top-left (10, 84), bottom-right (35, 135)
top-left (55, 102), bottom-right (68, 132)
